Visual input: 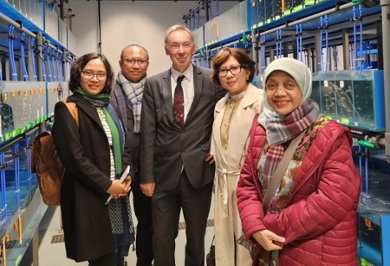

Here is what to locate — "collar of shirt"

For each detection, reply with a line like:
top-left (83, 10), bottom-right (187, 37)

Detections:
top-left (170, 64), bottom-right (193, 84)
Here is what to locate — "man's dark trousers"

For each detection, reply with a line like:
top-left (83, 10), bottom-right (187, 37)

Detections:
top-left (133, 172), bottom-right (154, 266)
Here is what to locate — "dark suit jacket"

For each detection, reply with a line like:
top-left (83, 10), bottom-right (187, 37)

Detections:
top-left (52, 93), bottom-right (133, 262)
top-left (140, 65), bottom-right (225, 190)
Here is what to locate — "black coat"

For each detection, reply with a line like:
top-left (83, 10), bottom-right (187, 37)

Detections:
top-left (52, 93), bottom-right (133, 262)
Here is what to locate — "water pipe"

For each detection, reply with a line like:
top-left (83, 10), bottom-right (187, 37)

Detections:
top-left (319, 17), bottom-right (323, 71)
top-left (30, 37), bottom-right (38, 81)
top-left (8, 25), bottom-right (17, 81)
top-left (352, 6), bottom-right (357, 70)
top-left (46, 46), bottom-right (53, 82)
top-left (325, 15), bottom-right (329, 71)
top-left (20, 32), bottom-right (29, 81)
top-left (359, 4), bottom-right (364, 71)
top-left (299, 24), bottom-right (303, 62)
top-left (296, 25), bottom-right (300, 60)
top-left (13, 144), bottom-right (20, 207)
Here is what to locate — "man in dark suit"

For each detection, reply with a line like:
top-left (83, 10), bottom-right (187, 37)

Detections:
top-left (111, 44), bottom-right (153, 266)
top-left (140, 24), bottom-right (225, 266)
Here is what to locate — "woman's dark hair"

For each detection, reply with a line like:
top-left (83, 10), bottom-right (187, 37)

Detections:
top-left (68, 53), bottom-right (114, 94)
top-left (211, 47), bottom-right (256, 86)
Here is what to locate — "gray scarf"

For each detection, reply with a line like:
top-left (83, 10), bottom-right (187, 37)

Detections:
top-left (116, 71), bottom-right (146, 133)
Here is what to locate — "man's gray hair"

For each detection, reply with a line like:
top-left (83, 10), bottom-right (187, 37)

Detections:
top-left (164, 24), bottom-right (194, 45)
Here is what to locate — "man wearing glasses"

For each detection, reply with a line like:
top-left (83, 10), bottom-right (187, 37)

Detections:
top-left (140, 25), bottom-right (226, 266)
top-left (111, 44), bottom-right (153, 266)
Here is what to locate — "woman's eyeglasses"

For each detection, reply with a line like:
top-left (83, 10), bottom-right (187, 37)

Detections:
top-left (218, 65), bottom-right (243, 77)
top-left (81, 70), bottom-right (107, 80)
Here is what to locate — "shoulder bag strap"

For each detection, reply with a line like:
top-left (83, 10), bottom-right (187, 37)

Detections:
top-left (61, 99), bottom-right (79, 126)
top-left (262, 129), bottom-right (307, 214)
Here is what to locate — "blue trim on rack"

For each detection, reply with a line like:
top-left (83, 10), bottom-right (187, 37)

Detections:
top-left (0, 1), bottom-right (76, 56)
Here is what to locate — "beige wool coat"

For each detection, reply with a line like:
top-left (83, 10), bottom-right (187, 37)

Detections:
top-left (210, 83), bottom-right (263, 266)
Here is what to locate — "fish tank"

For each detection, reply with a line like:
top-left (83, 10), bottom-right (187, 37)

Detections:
top-left (257, 0), bottom-right (266, 27)
top-left (250, 0), bottom-right (266, 28)
top-left (0, 82), bottom-right (47, 142)
top-left (312, 70), bottom-right (385, 132)
top-left (273, 1), bottom-right (282, 20)
top-left (265, 0), bottom-right (274, 24)
top-left (284, 0), bottom-right (294, 16)
top-left (292, 0), bottom-right (305, 13)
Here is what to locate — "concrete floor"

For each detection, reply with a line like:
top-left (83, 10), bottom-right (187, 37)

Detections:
top-left (34, 193), bottom-right (215, 266)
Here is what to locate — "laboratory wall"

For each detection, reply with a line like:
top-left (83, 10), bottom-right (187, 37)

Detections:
top-left (65, 1), bottom-right (238, 76)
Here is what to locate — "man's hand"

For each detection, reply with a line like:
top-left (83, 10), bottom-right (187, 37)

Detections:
top-left (140, 182), bottom-right (155, 197)
top-left (252, 230), bottom-right (285, 251)
top-left (204, 152), bottom-right (215, 164)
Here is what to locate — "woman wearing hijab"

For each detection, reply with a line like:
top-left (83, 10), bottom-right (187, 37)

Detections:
top-left (52, 53), bottom-right (134, 266)
top-left (237, 57), bottom-right (360, 266)
top-left (210, 48), bottom-right (263, 266)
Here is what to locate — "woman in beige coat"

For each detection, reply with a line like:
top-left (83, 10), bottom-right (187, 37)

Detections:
top-left (210, 48), bottom-right (263, 266)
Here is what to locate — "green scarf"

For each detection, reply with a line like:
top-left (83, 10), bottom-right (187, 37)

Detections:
top-left (75, 87), bottom-right (121, 174)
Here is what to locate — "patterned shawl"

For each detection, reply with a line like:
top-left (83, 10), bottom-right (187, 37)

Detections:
top-left (116, 70), bottom-right (146, 133)
top-left (257, 58), bottom-right (319, 193)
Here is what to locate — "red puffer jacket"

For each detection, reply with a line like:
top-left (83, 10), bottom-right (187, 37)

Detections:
top-left (237, 117), bottom-right (361, 266)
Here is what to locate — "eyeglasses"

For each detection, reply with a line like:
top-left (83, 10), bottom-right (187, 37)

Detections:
top-left (123, 58), bottom-right (149, 66)
top-left (218, 65), bottom-right (243, 77)
top-left (168, 42), bottom-right (193, 50)
top-left (81, 70), bottom-right (107, 80)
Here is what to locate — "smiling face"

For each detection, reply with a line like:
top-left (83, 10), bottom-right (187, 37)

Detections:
top-left (119, 45), bottom-right (149, 83)
top-left (265, 70), bottom-right (302, 115)
top-left (218, 56), bottom-right (250, 95)
top-left (165, 29), bottom-right (196, 73)
top-left (80, 58), bottom-right (107, 95)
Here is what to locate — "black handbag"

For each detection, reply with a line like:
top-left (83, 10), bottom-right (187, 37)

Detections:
top-left (206, 235), bottom-right (215, 266)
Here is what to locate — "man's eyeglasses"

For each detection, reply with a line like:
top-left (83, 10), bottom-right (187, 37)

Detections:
top-left (81, 70), bottom-right (107, 80)
top-left (218, 65), bottom-right (243, 77)
top-left (123, 58), bottom-right (148, 66)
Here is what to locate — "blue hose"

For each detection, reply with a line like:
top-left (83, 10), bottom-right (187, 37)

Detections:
top-left (59, 53), bottom-right (64, 81)
top-left (41, 46), bottom-right (47, 82)
top-left (1, 154), bottom-right (7, 220)
top-left (261, 35), bottom-right (266, 74)
top-left (365, 147), bottom-right (368, 196)
top-left (325, 15), bottom-right (329, 71)
top-left (52, 50), bottom-right (57, 82)
top-left (299, 24), bottom-right (303, 62)
top-left (359, 5), bottom-right (363, 71)
top-left (30, 37), bottom-right (38, 81)
top-left (14, 144), bottom-right (20, 206)
top-left (46, 46), bottom-right (53, 82)
top-left (319, 17), bottom-right (323, 72)
top-left (296, 25), bottom-right (299, 60)
top-left (353, 6), bottom-right (357, 71)
top-left (9, 25), bottom-right (18, 81)
top-left (20, 32), bottom-right (29, 81)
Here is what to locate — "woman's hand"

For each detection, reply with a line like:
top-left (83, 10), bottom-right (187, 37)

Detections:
top-left (117, 176), bottom-right (132, 197)
top-left (252, 230), bottom-right (285, 251)
top-left (107, 177), bottom-right (131, 199)
top-left (204, 152), bottom-right (215, 164)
